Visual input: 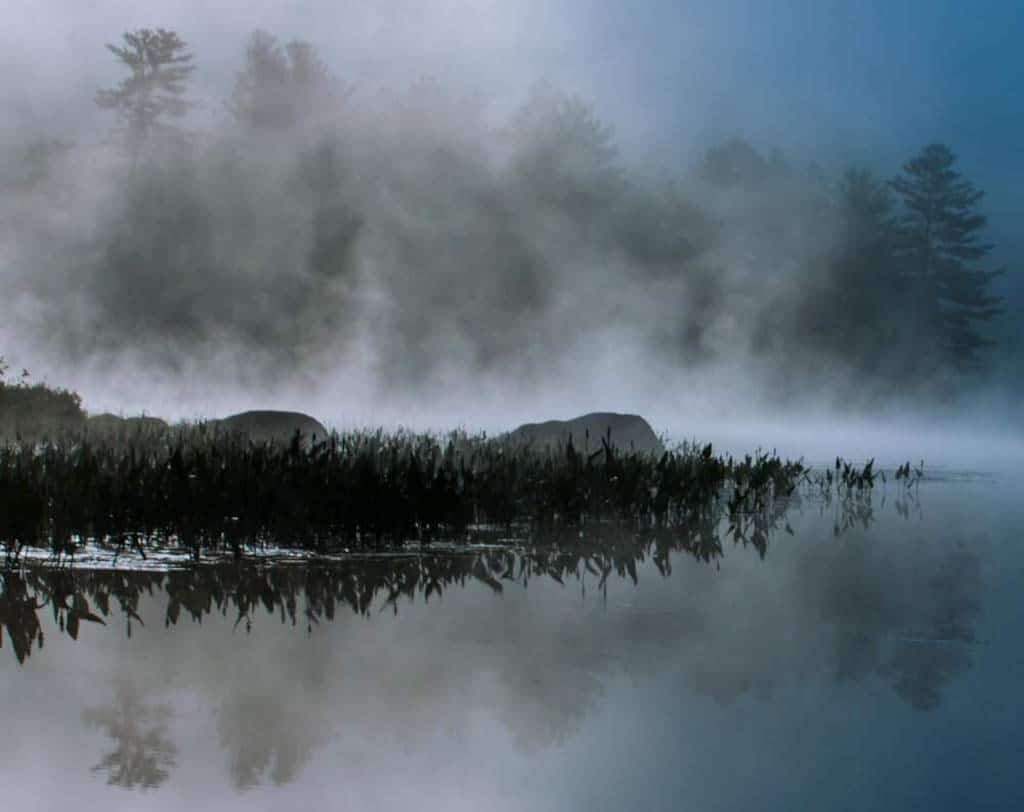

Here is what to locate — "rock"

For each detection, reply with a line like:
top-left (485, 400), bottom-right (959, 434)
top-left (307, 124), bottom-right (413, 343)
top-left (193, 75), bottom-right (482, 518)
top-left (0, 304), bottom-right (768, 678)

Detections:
top-left (508, 412), bottom-right (664, 456)
top-left (213, 410), bottom-right (329, 448)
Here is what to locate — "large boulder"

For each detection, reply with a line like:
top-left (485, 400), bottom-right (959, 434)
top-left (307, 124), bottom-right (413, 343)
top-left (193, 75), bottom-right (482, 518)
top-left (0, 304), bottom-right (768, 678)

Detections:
top-left (508, 412), bottom-right (664, 456)
top-left (213, 410), bottom-right (329, 448)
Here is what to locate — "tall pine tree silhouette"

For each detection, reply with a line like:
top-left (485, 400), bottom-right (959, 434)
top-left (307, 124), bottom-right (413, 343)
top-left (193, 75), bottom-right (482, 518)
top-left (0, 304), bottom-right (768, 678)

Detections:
top-left (890, 144), bottom-right (1003, 370)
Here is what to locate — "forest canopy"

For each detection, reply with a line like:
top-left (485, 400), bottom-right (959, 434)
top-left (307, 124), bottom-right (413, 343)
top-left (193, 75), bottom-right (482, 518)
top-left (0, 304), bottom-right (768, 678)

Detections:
top-left (0, 27), bottom-right (1012, 408)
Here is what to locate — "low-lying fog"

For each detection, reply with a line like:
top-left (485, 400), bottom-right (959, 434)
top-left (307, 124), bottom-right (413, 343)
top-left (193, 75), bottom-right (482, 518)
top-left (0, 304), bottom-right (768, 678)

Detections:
top-left (1, 1), bottom-right (1021, 470)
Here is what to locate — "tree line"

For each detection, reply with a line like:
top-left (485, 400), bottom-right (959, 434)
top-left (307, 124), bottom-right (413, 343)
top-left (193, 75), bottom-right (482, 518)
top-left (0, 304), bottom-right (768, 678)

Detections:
top-left (1, 27), bottom-right (1009, 400)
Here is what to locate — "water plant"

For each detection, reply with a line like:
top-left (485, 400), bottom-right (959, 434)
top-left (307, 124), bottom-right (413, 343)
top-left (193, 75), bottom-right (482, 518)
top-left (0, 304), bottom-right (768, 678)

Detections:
top-left (0, 423), bottom-right (905, 563)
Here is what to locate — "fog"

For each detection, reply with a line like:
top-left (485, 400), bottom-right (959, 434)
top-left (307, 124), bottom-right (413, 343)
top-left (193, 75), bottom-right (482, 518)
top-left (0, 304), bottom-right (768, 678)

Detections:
top-left (1, 1), bottom-right (1021, 463)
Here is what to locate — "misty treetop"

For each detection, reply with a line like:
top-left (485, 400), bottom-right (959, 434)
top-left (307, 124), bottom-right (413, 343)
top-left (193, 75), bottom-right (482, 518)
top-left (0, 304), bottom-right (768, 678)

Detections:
top-left (95, 29), bottom-right (195, 160)
top-left (0, 27), bottom-right (1009, 404)
top-left (229, 30), bottom-right (351, 132)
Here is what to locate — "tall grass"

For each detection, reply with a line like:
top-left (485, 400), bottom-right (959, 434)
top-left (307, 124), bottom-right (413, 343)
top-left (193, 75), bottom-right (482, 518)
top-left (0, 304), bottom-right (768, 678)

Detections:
top-left (0, 425), bottom-right (890, 562)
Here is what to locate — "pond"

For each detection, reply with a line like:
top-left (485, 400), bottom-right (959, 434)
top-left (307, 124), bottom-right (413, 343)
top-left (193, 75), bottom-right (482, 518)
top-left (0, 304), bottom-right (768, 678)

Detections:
top-left (1, 471), bottom-right (1021, 810)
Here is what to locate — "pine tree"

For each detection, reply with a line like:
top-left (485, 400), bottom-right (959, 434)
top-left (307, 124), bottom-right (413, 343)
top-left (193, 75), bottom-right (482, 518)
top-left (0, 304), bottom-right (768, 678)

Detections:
top-left (889, 144), bottom-right (1003, 369)
top-left (229, 31), bottom-right (345, 131)
top-left (829, 169), bottom-right (903, 369)
top-left (506, 83), bottom-right (623, 215)
top-left (95, 29), bottom-right (195, 160)
top-left (699, 137), bottom-right (788, 189)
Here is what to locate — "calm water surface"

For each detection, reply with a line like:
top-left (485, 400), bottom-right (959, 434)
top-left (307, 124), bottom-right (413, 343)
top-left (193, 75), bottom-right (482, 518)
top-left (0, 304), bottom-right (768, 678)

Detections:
top-left (2, 473), bottom-right (1022, 810)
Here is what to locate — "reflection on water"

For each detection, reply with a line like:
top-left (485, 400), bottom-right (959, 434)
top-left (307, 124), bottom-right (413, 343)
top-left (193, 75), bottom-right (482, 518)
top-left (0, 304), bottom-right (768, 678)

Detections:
top-left (82, 681), bottom-right (177, 790)
top-left (0, 487), bottom-right (859, 659)
top-left (803, 540), bottom-right (981, 710)
top-left (1, 476), bottom-right (1021, 809)
top-left (218, 694), bottom-right (319, 790)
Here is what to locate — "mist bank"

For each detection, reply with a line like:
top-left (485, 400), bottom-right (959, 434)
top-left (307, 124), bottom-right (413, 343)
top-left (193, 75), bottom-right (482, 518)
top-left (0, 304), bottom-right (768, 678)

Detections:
top-left (1, 28), bottom-right (1018, 447)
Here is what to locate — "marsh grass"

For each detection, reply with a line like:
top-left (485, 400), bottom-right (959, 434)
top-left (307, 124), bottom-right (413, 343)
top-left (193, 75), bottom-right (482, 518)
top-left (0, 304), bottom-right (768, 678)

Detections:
top-left (0, 424), bottom-right (896, 563)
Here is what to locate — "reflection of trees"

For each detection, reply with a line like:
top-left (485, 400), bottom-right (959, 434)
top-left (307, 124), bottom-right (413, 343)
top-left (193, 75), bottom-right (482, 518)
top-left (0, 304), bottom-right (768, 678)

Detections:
top-left (82, 680), bottom-right (177, 790)
top-left (499, 668), bottom-right (603, 750)
top-left (881, 548), bottom-right (980, 711)
top-left (690, 664), bottom-right (774, 706)
top-left (801, 541), bottom-right (980, 711)
top-left (217, 696), bottom-right (318, 789)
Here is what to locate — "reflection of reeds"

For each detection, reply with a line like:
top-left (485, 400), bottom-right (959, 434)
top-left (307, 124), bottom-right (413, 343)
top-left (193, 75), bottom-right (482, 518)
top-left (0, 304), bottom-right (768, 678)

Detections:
top-left (0, 484), bottom-right (873, 663)
top-left (5, 492), bottom-right (972, 718)
top-left (0, 427), bottom-right (884, 560)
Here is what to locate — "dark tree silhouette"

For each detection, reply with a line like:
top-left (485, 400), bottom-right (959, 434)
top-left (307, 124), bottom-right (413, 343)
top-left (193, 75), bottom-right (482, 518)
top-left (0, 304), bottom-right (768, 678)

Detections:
top-left (803, 169), bottom-right (904, 374)
top-left (889, 144), bottom-right (1004, 369)
top-left (229, 30), bottom-right (348, 131)
top-left (95, 29), bottom-right (195, 162)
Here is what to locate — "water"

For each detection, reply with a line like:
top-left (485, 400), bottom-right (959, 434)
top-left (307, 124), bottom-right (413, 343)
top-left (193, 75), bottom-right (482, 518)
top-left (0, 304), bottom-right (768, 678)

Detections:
top-left (2, 473), bottom-right (1022, 810)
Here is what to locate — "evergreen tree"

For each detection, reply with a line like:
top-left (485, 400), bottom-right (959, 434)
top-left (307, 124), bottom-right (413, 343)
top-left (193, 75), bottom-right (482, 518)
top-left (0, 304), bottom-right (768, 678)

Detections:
top-left (698, 137), bottom-right (787, 189)
top-left (889, 144), bottom-right (1003, 369)
top-left (821, 169), bottom-right (903, 371)
top-left (229, 31), bottom-right (346, 131)
top-left (506, 84), bottom-right (623, 208)
top-left (95, 29), bottom-right (195, 161)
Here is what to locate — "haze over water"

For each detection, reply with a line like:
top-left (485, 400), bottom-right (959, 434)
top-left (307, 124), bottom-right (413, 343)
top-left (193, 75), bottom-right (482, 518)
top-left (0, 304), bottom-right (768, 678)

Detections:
top-left (3, 473), bottom-right (1022, 810)
top-left (2, 2), bottom-right (1023, 808)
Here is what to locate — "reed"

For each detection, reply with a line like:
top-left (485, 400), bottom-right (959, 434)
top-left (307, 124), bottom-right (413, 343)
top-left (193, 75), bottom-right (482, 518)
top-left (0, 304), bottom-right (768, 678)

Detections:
top-left (0, 425), bottom-right (897, 561)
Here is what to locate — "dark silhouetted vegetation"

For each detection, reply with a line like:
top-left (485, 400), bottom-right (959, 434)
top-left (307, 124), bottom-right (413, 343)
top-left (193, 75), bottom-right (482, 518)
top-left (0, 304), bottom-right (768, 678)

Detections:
top-left (0, 361), bottom-right (85, 441)
top-left (890, 143), bottom-right (1004, 371)
top-left (0, 423), bottom-right (830, 560)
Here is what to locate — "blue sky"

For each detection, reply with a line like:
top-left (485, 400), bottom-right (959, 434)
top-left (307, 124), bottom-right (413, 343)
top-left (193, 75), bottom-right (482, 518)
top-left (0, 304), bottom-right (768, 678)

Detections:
top-left (580, 2), bottom-right (1022, 219)
top-left (583, 1), bottom-right (1024, 315)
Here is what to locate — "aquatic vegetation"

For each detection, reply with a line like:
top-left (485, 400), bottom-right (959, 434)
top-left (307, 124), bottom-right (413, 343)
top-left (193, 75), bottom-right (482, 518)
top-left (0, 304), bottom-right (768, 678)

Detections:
top-left (0, 425), bottom-right (905, 561)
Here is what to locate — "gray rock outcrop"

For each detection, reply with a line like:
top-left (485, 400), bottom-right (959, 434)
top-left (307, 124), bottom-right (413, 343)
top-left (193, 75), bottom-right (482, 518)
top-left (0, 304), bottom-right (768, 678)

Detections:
top-left (213, 410), bottom-right (329, 448)
top-left (508, 412), bottom-right (664, 456)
